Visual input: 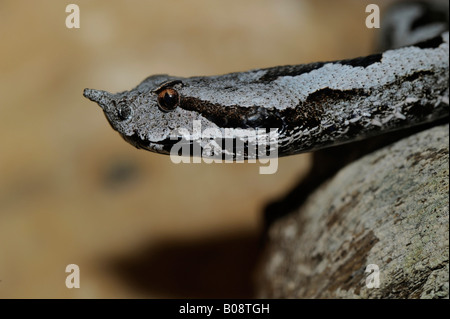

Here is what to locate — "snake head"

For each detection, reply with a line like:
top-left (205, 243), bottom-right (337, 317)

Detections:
top-left (83, 75), bottom-right (213, 154)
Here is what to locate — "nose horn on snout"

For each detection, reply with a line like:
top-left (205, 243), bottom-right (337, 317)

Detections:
top-left (83, 88), bottom-right (113, 109)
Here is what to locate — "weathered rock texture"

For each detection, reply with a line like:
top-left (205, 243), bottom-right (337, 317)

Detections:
top-left (257, 124), bottom-right (449, 298)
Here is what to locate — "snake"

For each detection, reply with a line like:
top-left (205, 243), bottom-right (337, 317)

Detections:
top-left (83, 1), bottom-right (449, 160)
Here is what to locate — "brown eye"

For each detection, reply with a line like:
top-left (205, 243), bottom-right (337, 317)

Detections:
top-left (157, 88), bottom-right (180, 112)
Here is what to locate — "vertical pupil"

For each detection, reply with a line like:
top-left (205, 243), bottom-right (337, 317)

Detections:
top-left (164, 92), bottom-right (172, 105)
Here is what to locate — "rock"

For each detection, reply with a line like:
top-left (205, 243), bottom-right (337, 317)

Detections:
top-left (256, 124), bottom-right (449, 299)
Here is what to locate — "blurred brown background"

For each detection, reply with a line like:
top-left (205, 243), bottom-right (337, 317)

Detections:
top-left (0, 0), bottom-right (379, 298)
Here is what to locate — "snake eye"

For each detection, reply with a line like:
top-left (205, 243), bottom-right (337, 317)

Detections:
top-left (117, 102), bottom-right (132, 121)
top-left (157, 88), bottom-right (180, 112)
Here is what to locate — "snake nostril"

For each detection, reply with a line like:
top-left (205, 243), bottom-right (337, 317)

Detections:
top-left (117, 102), bottom-right (133, 121)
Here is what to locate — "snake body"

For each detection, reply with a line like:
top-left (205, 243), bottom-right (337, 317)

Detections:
top-left (84, 5), bottom-right (449, 159)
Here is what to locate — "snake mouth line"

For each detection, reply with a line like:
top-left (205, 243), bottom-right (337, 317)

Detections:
top-left (149, 137), bottom-right (185, 145)
top-left (122, 133), bottom-right (184, 149)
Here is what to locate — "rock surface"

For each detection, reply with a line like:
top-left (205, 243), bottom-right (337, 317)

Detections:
top-left (257, 124), bottom-right (449, 298)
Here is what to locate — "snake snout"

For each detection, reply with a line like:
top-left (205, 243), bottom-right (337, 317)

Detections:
top-left (83, 88), bottom-right (113, 110)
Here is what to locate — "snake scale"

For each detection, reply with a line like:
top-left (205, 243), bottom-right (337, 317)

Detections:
top-left (84, 1), bottom-right (449, 160)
